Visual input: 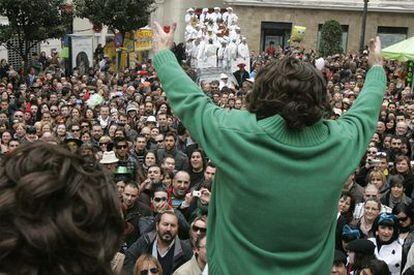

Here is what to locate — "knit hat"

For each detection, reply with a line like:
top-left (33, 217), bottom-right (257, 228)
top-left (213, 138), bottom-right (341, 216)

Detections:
top-left (346, 239), bottom-right (375, 255)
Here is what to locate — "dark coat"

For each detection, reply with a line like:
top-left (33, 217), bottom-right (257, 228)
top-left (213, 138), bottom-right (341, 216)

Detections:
top-left (123, 231), bottom-right (193, 275)
top-left (157, 147), bottom-right (189, 171)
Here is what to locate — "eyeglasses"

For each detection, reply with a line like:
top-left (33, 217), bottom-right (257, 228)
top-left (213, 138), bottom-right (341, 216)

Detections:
top-left (192, 225), bottom-right (207, 234)
top-left (153, 197), bottom-right (167, 203)
top-left (116, 145), bottom-right (128, 149)
top-left (140, 268), bottom-right (159, 275)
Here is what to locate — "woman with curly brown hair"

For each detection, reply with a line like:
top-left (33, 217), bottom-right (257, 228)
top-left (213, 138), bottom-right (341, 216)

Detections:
top-left (0, 142), bottom-right (124, 275)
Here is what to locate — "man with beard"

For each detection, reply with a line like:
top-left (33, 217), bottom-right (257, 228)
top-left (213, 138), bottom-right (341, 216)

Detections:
top-left (387, 136), bottom-right (403, 162)
top-left (123, 210), bottom-right (193, 275)
top-left (91, 124), bottom-right (104, 149)
top-left (173, 235), bottom-right (208, 275)
top-left (157, 132), bottom-right (188, 171)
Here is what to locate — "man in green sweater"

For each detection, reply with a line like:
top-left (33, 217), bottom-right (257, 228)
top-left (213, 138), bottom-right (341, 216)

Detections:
top-left (151, 22), bottom-right (386, 274)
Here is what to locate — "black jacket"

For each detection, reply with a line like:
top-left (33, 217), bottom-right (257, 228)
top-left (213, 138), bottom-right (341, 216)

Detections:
top-left (123, 231), bottom-right (193, 275)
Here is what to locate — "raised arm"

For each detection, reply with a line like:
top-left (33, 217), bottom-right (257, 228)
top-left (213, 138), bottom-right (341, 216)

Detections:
top-left (337, 37), bottom-right (387, 151)
top-left (152, 22), bottom-right (236, 164)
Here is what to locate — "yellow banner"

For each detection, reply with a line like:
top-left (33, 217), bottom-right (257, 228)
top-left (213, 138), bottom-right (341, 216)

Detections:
top-left (135, 29), bottom-right (153, 51)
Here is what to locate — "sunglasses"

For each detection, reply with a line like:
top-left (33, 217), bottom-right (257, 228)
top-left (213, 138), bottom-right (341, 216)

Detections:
top-left (99, 142), bottom-right (109, 146)
top-left (192, 225), bottom-right (207, 234)
top-left (72, 129), bottom-right (80, 132)
top-left (399, 216), bottom-right (409, 222)
top-left (116, 145), bottom-right (128, 149)
top-left (153, 197), bottom-right (167, 203)
top-left (140, 268), bottom-right (159, 275)
top-left (81, 125), bottom-right (89, 128)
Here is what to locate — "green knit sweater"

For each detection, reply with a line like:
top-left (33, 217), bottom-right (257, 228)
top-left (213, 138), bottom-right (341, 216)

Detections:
top-left (153, 50), bottom-right (386, 275)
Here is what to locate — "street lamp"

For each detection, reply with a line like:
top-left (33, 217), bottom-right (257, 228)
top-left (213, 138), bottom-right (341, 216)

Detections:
top-left (360, 0), bottom-right (369, 52)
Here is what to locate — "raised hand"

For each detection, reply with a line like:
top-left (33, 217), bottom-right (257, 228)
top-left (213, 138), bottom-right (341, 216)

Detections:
top-left (368, 36), bottom-right (383, 67)
top-left (152, 21), bottom-right (177, 54)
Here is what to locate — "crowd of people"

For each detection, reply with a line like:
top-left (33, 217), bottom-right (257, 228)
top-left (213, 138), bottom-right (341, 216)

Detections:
top-left (0, 13), bottom-right (413, 275)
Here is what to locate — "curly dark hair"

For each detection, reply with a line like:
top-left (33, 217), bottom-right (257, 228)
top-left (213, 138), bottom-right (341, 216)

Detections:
top-left (246, 56), bottom-right (330, 129)
top-left (0, 141), bottom-right (123, 275)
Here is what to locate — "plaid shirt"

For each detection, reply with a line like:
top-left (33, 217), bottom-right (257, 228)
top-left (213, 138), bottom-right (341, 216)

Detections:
top-left (117, 155), bottom-right (139, 180)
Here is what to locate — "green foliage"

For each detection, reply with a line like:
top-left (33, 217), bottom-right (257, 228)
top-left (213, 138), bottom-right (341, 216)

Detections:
top-left (319, 20), bottom-right (343, 57)
top-left (0, 0), bottom-right (71, 65)
top-left (73, 0), bottom-right (156, 36)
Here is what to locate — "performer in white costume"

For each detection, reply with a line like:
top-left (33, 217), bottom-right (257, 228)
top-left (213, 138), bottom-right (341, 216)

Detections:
top-left (217, 38), bottom-right (229, 70)
top-left (184, 8), bottom-right (196, 25)
top-left (237, 37), bottom-right (250, 72)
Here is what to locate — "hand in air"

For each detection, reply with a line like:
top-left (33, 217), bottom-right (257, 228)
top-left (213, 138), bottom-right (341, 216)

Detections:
top-left (368, 36), bottom-right (383, 67)
top-left (152, 21), bottom-right (177, 54)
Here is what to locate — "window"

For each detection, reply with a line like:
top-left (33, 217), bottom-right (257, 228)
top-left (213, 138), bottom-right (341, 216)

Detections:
top-left (261, 22), bottom-right (292, 52)
top-left (316, 24), bottom-right (349, 53)
top-left (377, 26), bottom-right (407, 49)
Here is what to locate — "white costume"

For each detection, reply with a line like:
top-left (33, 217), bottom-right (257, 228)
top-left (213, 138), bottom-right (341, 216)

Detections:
top-left (227, 39), bottom-right (238, 70)
top-left (199, 8), bottom-right (209, 23)
top-left (217, 41), bottom-right (229, 70)
top-left (229, 27), bottom-right (241, 45)
top-left (368, 238), bottom-right (402, 275)
top-left (207, 8), bottom-right (222, 23)
top-left (237, 39), bottom-right (250, 72)
top-left (202, 42), bottom-right (218, 68)
top-left (190, 40), bottom-right (201, 68)
top-left (184, 8), bottom-right (196, 25)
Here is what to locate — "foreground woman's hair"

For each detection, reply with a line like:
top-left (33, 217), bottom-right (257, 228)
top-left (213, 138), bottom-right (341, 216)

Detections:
top-left (0, 141), bottom-right (124, 275)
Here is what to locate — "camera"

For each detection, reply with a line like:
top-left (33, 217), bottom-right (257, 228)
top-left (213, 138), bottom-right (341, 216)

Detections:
top-left (192, 191), bottom-right (201, 198)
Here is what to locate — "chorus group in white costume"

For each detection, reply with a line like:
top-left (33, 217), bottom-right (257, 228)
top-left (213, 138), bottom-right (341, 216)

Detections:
top-left (184, 7), bottom-right (250, 72)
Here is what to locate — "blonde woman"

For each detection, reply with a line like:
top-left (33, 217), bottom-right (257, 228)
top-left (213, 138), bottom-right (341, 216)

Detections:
top-left (134, 254), bottom-right (162, 275)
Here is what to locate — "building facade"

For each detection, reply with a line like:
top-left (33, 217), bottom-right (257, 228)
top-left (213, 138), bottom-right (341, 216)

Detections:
top-left (154, 0), bottom-right (414, 53)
